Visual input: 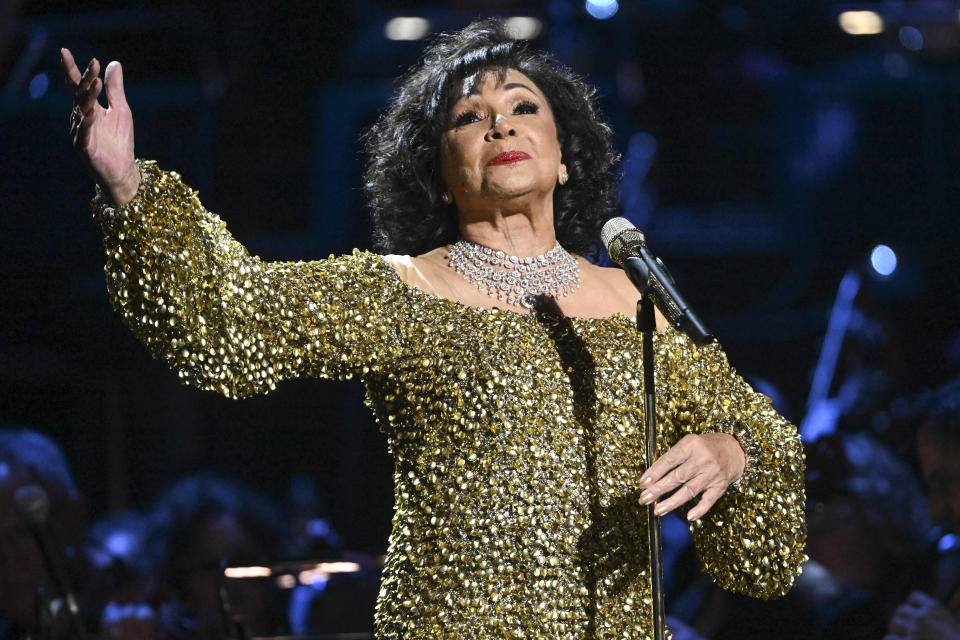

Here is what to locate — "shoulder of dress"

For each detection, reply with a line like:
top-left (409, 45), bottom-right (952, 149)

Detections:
top-left (379, 253), bottom-right (434, 292)
top-left (381, 253), bottom-right (413, 269)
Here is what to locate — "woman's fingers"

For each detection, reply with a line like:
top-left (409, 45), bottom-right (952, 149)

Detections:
top-left (638, 433), bottom-right (739, 520)
top-left (638, 434), bottom-right (704, 502)
top-left (639, 434), bottom-right (696, 487)
top-left (60, 48), bottom-right (82, 91)
top-left (64, 56), bottom-right (104, 152)
top-left (650, 473), bottom-right (707, 517)
top-left (104, 61), bottom-right (128, 110)
top-left (77, 60), bottom-right (102, 115)
top-left (685, 485), bottom-right (726, 521)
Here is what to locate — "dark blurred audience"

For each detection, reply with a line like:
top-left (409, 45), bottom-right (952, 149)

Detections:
top-left (0, 427), bottom-right (86, 640)
top-left (887, 378), bottom-right (960, 639)
top-left (806, 432), bottom-right (937, 615)
top-left (146, 473), bottom-right (288, 640)
top-left (284, 474), bottom-right (379, 635)
top-left (83, 509), bottom-right (160, 640)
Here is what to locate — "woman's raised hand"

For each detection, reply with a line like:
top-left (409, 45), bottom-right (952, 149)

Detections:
top-left (60, 48), bottom-right (139, 205)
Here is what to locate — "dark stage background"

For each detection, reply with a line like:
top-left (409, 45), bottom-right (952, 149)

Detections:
top-left (2, 0), bottom-right (959, 617)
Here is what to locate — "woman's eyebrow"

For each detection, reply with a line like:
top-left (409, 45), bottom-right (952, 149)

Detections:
top-left (464, 81), bottom-right (537, 96)
top-left (502, 82), bottom-right (536, 95)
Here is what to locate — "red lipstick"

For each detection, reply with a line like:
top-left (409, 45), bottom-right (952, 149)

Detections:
top-left (486, 150), bottom-right (531, 166)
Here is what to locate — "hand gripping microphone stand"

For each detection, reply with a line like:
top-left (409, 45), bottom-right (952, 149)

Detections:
top-left (601, 218), bottom-right (717, 640)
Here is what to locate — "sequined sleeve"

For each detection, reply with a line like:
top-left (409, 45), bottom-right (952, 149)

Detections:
top-left (91, 160), bottom-right (409, 398)
top-left (657, 333), bottom-right (807, 598)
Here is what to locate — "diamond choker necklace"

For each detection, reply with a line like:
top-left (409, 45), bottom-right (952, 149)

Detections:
top-left (448, 239), bottom-right (582, 310)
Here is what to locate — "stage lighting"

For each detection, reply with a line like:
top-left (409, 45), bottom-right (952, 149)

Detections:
top-left (870, 244), bottom-right (897, 276)
top-left (505, 17), bottom-right (543, 40)
top-left (940, 533), bottom-right (959, 553)
top-left (838, 11), bottom-right (884, 35)
top-left (898, 26), bottom-right (923, 51)
top-left (385, 17), bottom-right (431, 41)
top-left (29, 73), bottom-right (49, 99)
top-left (224, 566), bottom-right (272, 578)
top-left (586, 0), bottom-right (619, 20)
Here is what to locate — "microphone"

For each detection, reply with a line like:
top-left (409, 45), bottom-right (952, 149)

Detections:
top-left (601, 217), bottom-right (715, 345)
top-left (14, 484), bottom-right (87, 640)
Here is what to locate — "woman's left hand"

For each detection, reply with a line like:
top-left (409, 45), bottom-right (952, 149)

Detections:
top-left (638, 432), bottom-right (746, 521)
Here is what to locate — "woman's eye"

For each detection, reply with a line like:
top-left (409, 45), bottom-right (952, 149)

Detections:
top-left (452, 111), bottom-right (481, 127)
top-left (514, 101), bottom-right (539, 115)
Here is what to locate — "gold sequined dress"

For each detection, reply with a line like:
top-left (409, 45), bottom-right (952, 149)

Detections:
top-left (91, 161), bottom-right (806, 639)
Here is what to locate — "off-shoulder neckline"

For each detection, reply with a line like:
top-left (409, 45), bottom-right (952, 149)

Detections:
top-left (376, 253), bottom-right (643, 327)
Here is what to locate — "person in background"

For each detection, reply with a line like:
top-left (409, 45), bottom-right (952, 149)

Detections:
top-left (83, 510), bottom-right (162, 640)
top-left (886, 379), bottom-right (960, 640)
top-left (146, 474), bottom-right (287, 640)
top-left (0, 427), bottom-right (86, 640)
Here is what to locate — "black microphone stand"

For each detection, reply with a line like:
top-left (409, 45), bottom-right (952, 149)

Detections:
top-left (637, 296), bottom-right (666, 640)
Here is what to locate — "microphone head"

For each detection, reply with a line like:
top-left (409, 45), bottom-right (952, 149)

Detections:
top-left (600, 217), bottom-right (646, 265)
top-left (14, 484), bottom-right (50, 526)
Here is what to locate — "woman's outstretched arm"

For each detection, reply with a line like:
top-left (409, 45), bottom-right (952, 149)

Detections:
top-left (62, 53), bottom-right (411, 398)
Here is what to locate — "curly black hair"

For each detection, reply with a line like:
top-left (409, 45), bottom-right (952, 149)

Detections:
top-left (362, 18), bottom-right (620, 257)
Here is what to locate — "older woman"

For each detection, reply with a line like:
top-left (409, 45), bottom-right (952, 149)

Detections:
top-left (62, 19), bottom-right (805, 639)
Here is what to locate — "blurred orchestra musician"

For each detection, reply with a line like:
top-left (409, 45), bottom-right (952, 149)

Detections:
top-left (887, 379), bottom-right (960, 640)
top-left (0, 428), bottom-right (87, 640)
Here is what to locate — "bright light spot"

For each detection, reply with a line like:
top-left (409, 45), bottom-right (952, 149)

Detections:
top-left (28, 73), bottom-right (49, 99)
top-left (939, 533), bottom-right (959, 553)
top-left (315, 561), bottom-right (361, 573)
top-left (298, 569), bottom-right (328, 585)
top-left (306, 518), bottom-right (333, 538)
top-left (275, 574), bottom-right (297, 589)
top-left (105, 531), bottom-right (135, 557)
top-left (505, 17), bottom-right (543, 40)
top-left (870, 244), bottom-right (897, 276)
top-left (586, 0), bottom-right (619, 20)
top-left (899, 26), bottom-right (923, 51)
top-left (838, 11), bottom-right (884, 35)
top-left (385, 17), bottom-right (430, 41)
top-left (224, 566), bottom-right (271, 578)
top-left (297, 561), bottom-right (361, 586)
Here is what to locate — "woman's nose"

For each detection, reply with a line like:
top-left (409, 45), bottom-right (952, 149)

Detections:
top-left (487, 113), bottom-right (515, 139)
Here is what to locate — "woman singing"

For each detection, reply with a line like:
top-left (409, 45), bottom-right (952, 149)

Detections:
top-left (61, 19), bottom-right (805, 639)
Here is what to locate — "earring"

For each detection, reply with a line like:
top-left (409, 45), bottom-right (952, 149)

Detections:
top-left (441, 192), bottom-right (453, 205)
top-left (559, 170), bottom-right (569, 185)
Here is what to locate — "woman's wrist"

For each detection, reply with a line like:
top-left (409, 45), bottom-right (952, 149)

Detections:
top-left (105, 160), bottom-right (141, 206)
top-left (708, 418), bottom-right (757, 490)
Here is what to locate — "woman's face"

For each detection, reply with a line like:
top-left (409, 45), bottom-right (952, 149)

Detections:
top-left (440, 68), bottom-right (566, 216)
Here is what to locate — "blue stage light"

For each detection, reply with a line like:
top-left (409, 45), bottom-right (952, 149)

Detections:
top-left (940, 533), bottom-right (959, 553)
top-left (586, 0), bottom-right (619, 20)
top-left (870, 244), bottom-right (897, 276)
top-left (899, 26), bottom-right (923, 51)
top-left (28, 73), bottom-right (49, 99)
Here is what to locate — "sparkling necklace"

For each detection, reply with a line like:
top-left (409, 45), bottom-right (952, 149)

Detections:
top-left (448, 238), bottom-right (582, 310)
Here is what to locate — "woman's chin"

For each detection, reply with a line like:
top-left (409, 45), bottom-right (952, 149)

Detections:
top-left (478, 180), bottom-right (552, 204)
